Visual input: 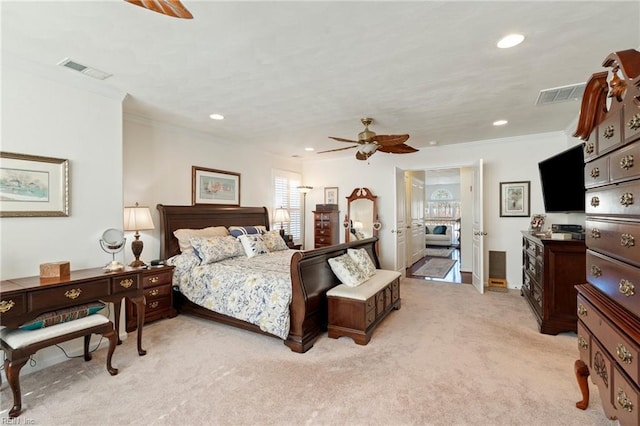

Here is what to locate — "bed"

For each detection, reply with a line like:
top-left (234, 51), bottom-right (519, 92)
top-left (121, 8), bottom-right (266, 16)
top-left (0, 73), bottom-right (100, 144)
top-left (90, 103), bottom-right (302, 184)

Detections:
top-left (157, 204), bottom-right (381, 353)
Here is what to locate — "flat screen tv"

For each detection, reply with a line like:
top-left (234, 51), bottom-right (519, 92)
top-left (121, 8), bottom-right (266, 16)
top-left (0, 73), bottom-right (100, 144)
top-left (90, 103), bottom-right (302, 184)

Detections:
top-left (538, 144), bottom-right (585, 213)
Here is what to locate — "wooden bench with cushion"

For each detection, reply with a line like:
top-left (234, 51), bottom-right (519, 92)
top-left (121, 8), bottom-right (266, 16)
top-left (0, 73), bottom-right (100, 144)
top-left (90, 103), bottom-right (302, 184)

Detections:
top-left (327, 269), bottom-right (401, 345)
top-left (0, 314), bottom-right (118, 417)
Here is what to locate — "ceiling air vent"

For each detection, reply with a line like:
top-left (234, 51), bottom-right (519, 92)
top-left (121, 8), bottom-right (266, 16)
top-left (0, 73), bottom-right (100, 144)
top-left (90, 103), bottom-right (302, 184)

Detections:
top-left (57, 58), bottom-right (112, 80)
top-left (535, 82), bottom-right (585, 105)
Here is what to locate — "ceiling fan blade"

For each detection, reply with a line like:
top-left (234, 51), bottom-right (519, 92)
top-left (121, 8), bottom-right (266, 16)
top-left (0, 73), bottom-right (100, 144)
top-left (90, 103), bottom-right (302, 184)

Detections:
top-left (125, 0), bottom-right (194, 19)
top-left (317, 145), bottom-right (358, 154)
top-left (329, 136), bottom-right (359, 143)
top-left (373, 134), bottom-right (410, 146)
top-left (377, 144), bottom-right (419, 154)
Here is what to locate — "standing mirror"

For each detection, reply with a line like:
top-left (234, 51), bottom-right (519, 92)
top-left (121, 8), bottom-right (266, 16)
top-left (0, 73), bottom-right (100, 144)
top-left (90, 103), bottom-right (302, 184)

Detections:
top-left (344, 187), bottom-right (381, 242)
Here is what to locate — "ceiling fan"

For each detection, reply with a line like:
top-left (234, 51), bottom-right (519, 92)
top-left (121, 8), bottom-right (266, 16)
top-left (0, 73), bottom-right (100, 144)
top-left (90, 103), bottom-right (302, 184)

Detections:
top-left (124, 0), bottom-right (193, 19)
top-left (320, 118), bottom-right (418, 161)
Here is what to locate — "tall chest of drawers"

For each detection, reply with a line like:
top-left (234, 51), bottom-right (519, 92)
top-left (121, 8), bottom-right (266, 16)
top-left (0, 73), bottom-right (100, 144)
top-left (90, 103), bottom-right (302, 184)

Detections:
top-left (573, 49), bottom-right (640, 424)
top-left (313, 210), bottom-right (340, 248)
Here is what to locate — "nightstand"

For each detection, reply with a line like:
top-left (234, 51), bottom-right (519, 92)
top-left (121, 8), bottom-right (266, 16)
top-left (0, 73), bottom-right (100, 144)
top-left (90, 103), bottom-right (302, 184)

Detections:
top-left (126, 264), bottom-right (176, 331)
top-left (287, 242), bottom-right (302, 250)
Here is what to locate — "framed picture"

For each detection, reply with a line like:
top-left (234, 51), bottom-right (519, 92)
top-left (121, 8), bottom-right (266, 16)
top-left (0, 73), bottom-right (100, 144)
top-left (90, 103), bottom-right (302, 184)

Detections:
top-left (192, 166), bottom-right (240, 206)
top-left (324, 187), bottom-right (338, 204)
top-left (0, 152), bottom-right (69, 217)
top-left (530, 214), bottom-right (546, 232)
top-left (499, 181), bottom-right (530, 217)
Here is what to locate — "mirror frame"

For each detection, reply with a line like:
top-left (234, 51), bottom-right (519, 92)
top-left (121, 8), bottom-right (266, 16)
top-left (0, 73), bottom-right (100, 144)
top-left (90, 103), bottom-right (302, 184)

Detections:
top-left (344, 187), bottom-right (381, 242)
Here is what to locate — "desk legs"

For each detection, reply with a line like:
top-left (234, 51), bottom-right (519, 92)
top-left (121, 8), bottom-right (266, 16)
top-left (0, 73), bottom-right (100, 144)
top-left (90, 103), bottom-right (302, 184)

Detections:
top-left (112, 296), bottom-right (146, 356)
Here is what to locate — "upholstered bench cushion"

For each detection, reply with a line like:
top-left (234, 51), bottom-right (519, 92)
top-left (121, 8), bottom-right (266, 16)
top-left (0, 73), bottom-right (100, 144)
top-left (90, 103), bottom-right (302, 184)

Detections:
top-left (0, 314), bottom-right (109, 349)
top-left (327, 269), bottom-right (401, 301)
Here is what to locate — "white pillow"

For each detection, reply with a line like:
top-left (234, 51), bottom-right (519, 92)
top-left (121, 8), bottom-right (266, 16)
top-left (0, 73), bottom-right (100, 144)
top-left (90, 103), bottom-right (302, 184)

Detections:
top-left (173, 226), bottom-right (229, 253)
top-left (262, 230), bottom-right (290, 252)
top-left (347, 248), bottom-right (376, 278)
top-left (328, 253), bottom-right (368, 287)
top-left (238, 234), bottom-right (270, 258)
top-left (189, 236), bottom-right (244, 264)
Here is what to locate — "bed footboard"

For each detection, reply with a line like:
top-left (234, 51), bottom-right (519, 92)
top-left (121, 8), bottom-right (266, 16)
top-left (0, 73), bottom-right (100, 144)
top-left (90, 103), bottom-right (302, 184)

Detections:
top-left (285, 237), bottom-right (380, 353)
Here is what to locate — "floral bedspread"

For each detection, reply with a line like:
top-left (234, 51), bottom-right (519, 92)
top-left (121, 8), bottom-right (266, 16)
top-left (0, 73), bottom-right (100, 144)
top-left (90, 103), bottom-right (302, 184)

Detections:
top-left (168, 250), bottom-right (295, 339)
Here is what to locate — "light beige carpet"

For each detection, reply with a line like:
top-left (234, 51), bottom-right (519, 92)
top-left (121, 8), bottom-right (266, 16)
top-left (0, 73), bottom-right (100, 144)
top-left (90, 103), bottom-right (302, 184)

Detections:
top-left (0, 278), bottom-right (611, 425)
top-left (413, 258), bottom-right (457, 279)
top-left (424, 247), bottom-right (454, 258)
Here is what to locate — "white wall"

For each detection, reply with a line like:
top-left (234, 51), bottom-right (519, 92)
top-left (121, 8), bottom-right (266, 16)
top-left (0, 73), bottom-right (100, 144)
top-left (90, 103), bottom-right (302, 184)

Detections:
top-left (122, 116), bottom-right (302, 264)
top-left (302, 131), bottom-right (583, 289)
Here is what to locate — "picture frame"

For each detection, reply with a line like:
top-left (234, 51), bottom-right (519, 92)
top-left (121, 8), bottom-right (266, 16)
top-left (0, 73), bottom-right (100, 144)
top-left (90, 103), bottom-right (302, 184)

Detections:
top-left (0, 152), bottom-right (70, 217)
top-left (324, 187), bottom-right (338, 204)
top-left (192, 166), bottom-right (241, 206)
top-left (499, 181), bottom-right (530, 217)
top-left (530, 214), bottom-right (546, 232)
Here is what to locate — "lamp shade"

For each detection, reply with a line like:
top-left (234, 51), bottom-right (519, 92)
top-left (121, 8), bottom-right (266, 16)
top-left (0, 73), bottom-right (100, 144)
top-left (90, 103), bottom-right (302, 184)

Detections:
top-left (274, 208), bottom-right (290, 224)
top-left (297, 185), bottom-right (313, 194)
top-left (123, 204), bottom-right (155, 232)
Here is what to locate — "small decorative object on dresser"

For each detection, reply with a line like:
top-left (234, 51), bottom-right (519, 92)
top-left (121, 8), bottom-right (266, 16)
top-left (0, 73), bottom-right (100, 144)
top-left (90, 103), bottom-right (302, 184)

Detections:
top-left (571, 49), bottom-right (640, 424)
top-left (126, 264), bottom-right (176, 331)
top-left (39, 261), bottom-right (70, 278)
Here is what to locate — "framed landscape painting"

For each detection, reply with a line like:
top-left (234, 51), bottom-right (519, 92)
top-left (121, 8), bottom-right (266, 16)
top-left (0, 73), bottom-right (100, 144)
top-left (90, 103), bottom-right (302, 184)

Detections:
top-left (192, 166), bottom-right (240, 206)
top-left (499, 181), bottom-right (530, 217)
top-left (0, 152), bottom-right (69, 217)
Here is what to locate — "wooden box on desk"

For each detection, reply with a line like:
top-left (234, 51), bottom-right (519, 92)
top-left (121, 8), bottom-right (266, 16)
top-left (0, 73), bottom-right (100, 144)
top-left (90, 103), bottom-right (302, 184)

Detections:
top-left (39, 261), bottom-right (70, 278)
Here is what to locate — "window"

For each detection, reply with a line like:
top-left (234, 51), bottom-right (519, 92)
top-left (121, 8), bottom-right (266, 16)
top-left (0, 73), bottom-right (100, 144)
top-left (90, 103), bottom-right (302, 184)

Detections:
top-left (273, 169), bottom-right (302, 242)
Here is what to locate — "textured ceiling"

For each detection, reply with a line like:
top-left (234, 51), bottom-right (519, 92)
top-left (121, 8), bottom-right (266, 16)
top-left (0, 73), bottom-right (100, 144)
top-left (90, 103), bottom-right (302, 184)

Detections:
top-left (2, 1), bottom-right (639, 160)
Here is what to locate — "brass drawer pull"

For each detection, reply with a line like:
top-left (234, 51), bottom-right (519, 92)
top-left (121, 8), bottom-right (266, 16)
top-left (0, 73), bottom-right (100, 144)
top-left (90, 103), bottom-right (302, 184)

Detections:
top-left (621, 233), bottom-right (635, 248)
top-left (149, 301), bottom-right (159, 309)
top-left (603, 125), bottom-right (615, 139)
top-left (619, 279), bottom-right (635, 297)
top-left (617, 389), bottom-right (634, 413)
top-left (621, 192), bottom-right (634, 206)
top-left (590, 265), bottom-right (602, 277)
top-left (577, 303), bottom-right (587, 316)
top-left (64, 288), bottom-right (82, 299)
top-left (621, 154), bottom-right (635, 170)
top-left (149, 289), bottom-right (160, 296)
top-left (629, 113), bottom-right (640, 131)
top-left (119, 278), bottom-right (134, 288)
top-left (0, 300), bottom-right (15, 313)
top-left (616, 343), bottom-right (633, 364)
top-left (590, 167), bottom-right (600, 178)
top-left (585, 143), bottom-right (595, 154)
top-left (149, 276), bottom-right (159, 284)
top-left (578, 336), bottom-right (588, 350)
top-left (591, 228), bottom-right (601, 239)
top-left (590, 196), bottom-right (600, 207)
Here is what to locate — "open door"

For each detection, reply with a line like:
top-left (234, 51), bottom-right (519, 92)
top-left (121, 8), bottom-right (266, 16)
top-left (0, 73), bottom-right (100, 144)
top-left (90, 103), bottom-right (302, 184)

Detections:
top-left (394, 167), bottom-right (407, 275)
top-left (471, 159), bottom-right (485, 293)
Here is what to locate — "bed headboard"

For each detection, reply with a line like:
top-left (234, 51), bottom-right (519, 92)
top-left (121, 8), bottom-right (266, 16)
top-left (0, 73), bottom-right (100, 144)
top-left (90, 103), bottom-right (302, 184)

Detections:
top-left (157, 204), bottom-right (270, 260)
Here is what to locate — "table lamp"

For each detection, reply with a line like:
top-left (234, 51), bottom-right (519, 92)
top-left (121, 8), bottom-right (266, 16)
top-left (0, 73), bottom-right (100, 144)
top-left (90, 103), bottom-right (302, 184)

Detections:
top-left (123, 202), bottom-right (155, 267)
top-left (274, 207), bottom-right (290, 237)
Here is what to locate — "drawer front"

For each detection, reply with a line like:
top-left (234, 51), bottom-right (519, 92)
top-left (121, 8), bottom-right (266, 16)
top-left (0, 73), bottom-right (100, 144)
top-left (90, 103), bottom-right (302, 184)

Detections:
top-left (315, 236), bottom-right (332, 246)
top-left (577, 321), bottom-right (591, 365)
top-left (578, 294), bottom-right (640, 382)
top-left (586, 219), bottom-right (640, 267)
top-left (591, 338), bottom-right (614, 403)
top-left (531, 281), bottom-right (543, 314)
top-left (365, 295), bottom-right (376, 311)
top-left (30, 279), bottom-right (110, 311)
top-left (391, 279), bottom-right (399, 302)
top-left (111, 273), bottom-right (140, 295)
top-left (144, 284), bottom-right (171, 299)
top-left (146, 296), bottom-right (171, 313)
top-left (614, 366), bottom-right (640, 425)
top-left (598, 112), bottom-right (624, 155)
top-left (585, 156), bottom-right (610, 188)
top-left (365, 308), bottom-right (376, 327)
top-left (583, 131), bottom-right (598, 162)
top-left (610, 139), bottom-right (640, 184)
top-left (376, 291), bottom-right (384, 315)
top-left (524, 253), bottom-right (541, 283)
top-left (0, 293), bottom-right (27, 322)
top-left (315, 228), bottom-right (331, 237)
top-left (586, 180), bottom-right (640, 217)
top-left (586, 250), bottom-right (640, 316)
top-left (142, 270), bottom-right (172, 288)
top-left (625, 108), bottom-right (640, 144)
top-left (523, 238), bottom-right (542, 257)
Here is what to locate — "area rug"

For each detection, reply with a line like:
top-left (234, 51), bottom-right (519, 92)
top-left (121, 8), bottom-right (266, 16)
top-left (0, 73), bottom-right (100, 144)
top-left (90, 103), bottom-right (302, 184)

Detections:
top-left (424, 247), bottom-right (453, 257)
top-left (413, 258), bottom-right (457, 279)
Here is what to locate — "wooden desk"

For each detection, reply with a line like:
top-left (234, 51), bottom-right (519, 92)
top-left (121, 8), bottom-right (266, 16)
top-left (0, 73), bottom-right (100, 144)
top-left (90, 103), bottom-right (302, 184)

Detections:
top-left (0, 267), bottom-right (147, 356)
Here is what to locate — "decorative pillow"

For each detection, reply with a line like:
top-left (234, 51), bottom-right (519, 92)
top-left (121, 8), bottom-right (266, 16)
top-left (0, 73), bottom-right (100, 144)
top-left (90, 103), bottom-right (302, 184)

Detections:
top-left (262, 230), bottom-right (290, 252)
top-left (174, 226), bottom-right (229, 253)
top-left (238, 234), bottom-right (270, 258)
top-left (228, 226), bottom-right (267, 238)
top-left (327, 253), bottom-right (368, 287)
top-left (189, 235), bottom-right (244, 264)
top-left (432, 225), bottom-right (447, 235)
top-left (20, 302), bottom-right (106, 330)
top-left (347, 248), bottom-right (376, 278)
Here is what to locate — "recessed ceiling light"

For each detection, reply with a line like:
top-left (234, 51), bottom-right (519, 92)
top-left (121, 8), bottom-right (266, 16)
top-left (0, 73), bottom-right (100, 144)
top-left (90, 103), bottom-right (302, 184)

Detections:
top-left (497, 34), bottom-right (525, 49)
top-left (493, 120), bottom-right (508, 126)
top-left (304, 147), bottom-right (314, 152)
top-left (429, 141), bottom-right (438, 145)
top-left (209, 113), bottom-right (224, 120)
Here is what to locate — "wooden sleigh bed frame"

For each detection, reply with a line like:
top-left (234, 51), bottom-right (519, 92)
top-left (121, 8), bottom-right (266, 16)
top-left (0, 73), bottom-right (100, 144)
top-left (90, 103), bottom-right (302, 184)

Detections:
top-left (157, 204), bottom-right (381, 353)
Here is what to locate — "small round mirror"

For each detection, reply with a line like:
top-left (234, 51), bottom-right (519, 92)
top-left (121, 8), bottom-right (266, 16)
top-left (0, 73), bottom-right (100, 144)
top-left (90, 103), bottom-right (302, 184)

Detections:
top-left (100, 228), bottom-right (126, 271)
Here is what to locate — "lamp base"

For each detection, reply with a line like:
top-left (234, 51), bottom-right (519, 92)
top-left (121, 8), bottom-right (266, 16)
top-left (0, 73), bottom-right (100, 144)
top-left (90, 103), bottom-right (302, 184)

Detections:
top-left (129, 259), bottom-right (147, 268)
top-left (130, 234), bottom-right (146, 268)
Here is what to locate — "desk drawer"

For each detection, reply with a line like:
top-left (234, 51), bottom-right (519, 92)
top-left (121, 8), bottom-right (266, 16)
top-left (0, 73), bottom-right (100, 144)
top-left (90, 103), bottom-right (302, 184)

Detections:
top-left (146, 296), bottom-right (171, 313)
top-left (30, 279), bottom-right (110, 311)
top-left (142, 270), bottom-right (172, 288)
top-left (577, 321), bottom-right (591, 365)
top-left (111, 273), bottom-right (140, 294)
top-left (0, 293), bottom-right (26, 322)
top-left (144, 284), bottom-right (171, 299)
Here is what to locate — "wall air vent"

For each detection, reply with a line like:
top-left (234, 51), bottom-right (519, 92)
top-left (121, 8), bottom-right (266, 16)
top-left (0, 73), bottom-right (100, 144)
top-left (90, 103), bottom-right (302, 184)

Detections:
top-left (535, 82), bottom-right (586, 105)
top-left (57, 58), bottom-right (112, 80)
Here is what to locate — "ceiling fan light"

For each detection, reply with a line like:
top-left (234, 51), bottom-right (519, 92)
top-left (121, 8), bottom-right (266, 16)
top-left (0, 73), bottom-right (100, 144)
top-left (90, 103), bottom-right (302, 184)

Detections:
top-left (359, 142), bottom-right (378, 154)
